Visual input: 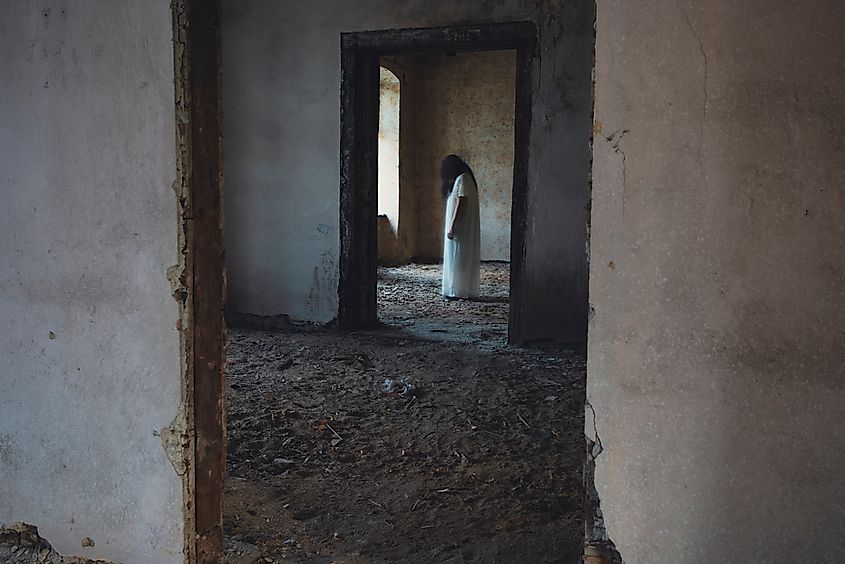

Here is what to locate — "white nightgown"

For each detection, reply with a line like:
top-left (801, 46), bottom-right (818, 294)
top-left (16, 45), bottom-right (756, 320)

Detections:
top-left (442, 173), bottom-right (480, 298)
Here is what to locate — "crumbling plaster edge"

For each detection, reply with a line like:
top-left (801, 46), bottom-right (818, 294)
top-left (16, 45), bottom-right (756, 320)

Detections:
top-left (584, 0), bottom-right (624, 560)
top-left (169, 1), bottom-right (197, 562)
top-left (0, 522), bottom-right (115, 564)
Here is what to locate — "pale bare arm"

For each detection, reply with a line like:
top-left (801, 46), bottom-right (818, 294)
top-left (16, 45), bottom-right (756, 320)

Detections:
top-left (446, 197), bottom-right (465, 240)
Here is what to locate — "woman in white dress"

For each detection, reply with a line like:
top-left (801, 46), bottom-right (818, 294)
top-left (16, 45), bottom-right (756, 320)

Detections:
top-left (441, 154), bottom-right (480, 299)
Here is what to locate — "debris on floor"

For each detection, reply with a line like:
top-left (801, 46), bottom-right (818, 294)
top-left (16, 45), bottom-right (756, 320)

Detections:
top-left (223, 263), bottom-right (586, 563)
top-left (0, 523), bottom-right (109, 564)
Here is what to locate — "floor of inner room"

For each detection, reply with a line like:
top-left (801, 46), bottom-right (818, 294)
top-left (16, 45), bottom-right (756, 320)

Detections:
top-left (223, 263), bottom-right (586, 563)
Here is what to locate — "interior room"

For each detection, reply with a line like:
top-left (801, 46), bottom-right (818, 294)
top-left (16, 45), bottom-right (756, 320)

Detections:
top-left (220, 17), bottom-right (589, 562)
top-left (2, 1), bottom-right (844, 563)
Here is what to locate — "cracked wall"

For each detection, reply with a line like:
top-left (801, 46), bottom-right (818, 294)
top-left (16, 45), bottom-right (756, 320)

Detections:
top-left (0, 1), bottom-right (186, 562)
top-left (588, 0), bottom-right (845, 561)
top-left (221, 0), bottom-right (595, 344)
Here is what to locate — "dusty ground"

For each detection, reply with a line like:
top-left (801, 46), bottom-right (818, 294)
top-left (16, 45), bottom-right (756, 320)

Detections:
top-left (223, 263), bottom-right (586, 563)
top-left (375, 263), bottom-right (510, 346)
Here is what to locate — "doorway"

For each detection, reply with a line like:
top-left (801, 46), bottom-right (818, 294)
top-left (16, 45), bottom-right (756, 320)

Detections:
top-left (375, 49), bottom-right (518, 343)
top-left (338, 23), bottom-right (535, 345)
top-left (178, 4), bottom-right (596, 560)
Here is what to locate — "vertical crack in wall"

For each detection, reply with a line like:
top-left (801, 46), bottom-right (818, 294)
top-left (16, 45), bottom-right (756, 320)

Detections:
top-left (157, 400), bottom-right (188, 476)
top-left (677, 0), bottom-right (709, 172)
top-left (605, 129), bottom-right (629, 220)
top-left (584, 401), bottom-right (623, 563)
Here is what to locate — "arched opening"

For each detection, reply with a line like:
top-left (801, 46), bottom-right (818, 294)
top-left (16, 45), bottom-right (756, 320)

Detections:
top-left (377, 66), bottom-right (401, 262)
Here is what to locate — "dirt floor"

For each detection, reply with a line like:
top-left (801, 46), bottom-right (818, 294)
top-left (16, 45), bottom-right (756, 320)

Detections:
top-left (223, 263), bottom-right (586, 563)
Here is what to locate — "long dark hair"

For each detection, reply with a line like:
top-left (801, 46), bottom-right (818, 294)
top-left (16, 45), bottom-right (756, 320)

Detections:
top-left (440, 154), bottom-right (476, 198)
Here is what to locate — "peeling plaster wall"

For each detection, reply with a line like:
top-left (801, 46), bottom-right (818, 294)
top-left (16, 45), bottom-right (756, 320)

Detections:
top-left (222, 0), bottom-right (595, 344)
top-left (588, 1), bottom-right (845, 562)
top-left (411, 51), bottom-right (516, 262)
top-left (0, 2), bottom-right (185, 563)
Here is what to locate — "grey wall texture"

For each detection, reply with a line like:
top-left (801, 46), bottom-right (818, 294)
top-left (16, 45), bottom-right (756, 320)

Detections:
top-left (0, 2), bottom-right (184, 562)
top-left (588, 0), bottom-right (845, 562)
top-left (410, 51), bottom-right (516, 262)
top-left (222, 0), bottom-right (595, 344)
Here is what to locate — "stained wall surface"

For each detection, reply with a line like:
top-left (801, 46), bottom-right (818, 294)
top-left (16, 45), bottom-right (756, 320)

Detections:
top-left (222, 0), bottom-right (595, 344)
top-left (588, 1), bottom-right (845, 562)
top-left (0, 2), bottom-right (185, 563)
top-left (411, 51), bottom-right (516, 262)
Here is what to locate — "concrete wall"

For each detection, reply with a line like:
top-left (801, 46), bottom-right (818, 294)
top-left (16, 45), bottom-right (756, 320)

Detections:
top-left (588, 1), bottom-right (845, 562)
top-left (411, 51), bottom-right (516, 262)
top-left (0, 2), bottom-right (185, 563)
top-left (222, 0), bottom-right (595, 344)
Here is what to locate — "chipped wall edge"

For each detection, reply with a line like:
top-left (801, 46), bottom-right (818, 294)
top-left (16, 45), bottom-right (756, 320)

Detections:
top-left (0, 522), bottom-right (115, 564)
top-left (170, 1), bottom-right (197, 562)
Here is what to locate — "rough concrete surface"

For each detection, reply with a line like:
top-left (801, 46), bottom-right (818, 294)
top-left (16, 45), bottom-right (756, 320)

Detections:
top-left (0, 2), bottom-right (184, 562)
top-left (588, 0), bottom-right (845, 562)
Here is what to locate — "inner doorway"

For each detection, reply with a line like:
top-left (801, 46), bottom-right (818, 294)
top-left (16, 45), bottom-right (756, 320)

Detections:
top-left (375, 49), bottom-right (517, 344)
top-left (187, 7), bottom-right (595, 560)
top-left (219, 21), bottom-right (587, 563)
top-left (338, 23), bottom-right (535, 345)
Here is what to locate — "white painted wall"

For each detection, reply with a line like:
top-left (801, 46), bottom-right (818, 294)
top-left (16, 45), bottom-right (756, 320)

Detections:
top-left (589, 1), bottom-right (845, 562)
top-left (0, 2), bottom-right (184, 562)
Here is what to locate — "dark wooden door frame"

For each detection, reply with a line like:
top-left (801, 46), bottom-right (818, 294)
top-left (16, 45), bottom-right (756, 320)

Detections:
top-left (177, 18), bottom-right (538, 564)
top-left (338, 22), bottom-right (537, 344)
top-left (173, 0), bottom-right (225, 562)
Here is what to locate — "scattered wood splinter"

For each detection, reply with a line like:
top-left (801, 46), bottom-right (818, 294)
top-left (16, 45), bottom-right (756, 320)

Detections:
top-left (325, 422), bottom-right (343, 439)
